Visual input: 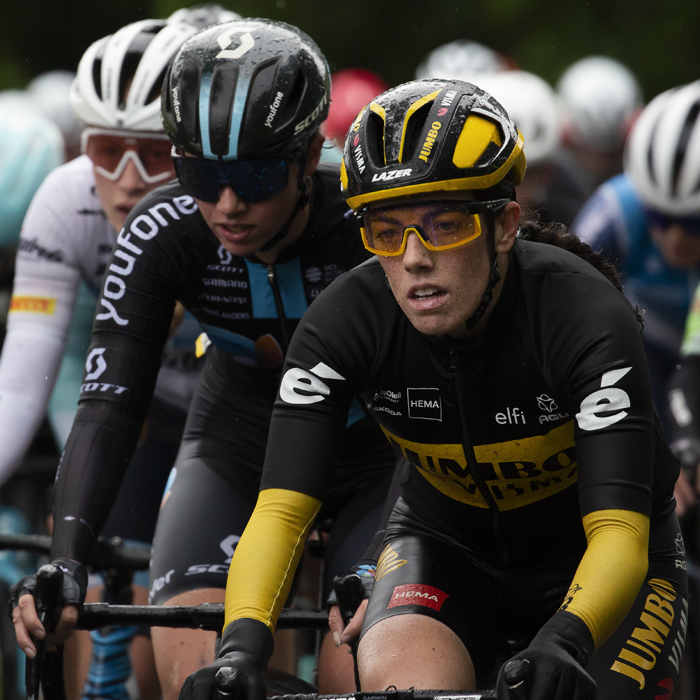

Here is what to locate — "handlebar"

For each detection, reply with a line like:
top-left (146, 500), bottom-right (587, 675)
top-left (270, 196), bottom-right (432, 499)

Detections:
top-left (0, 534), bottom-right (150, 571)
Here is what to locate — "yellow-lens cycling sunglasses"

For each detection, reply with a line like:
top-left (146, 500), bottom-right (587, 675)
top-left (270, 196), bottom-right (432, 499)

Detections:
top-left (359, 199), bottom-right (510, 257)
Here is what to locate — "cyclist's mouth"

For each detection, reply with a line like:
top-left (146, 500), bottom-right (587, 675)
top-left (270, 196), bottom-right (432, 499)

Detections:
top-left (409, 285), bottom-right (447, 309)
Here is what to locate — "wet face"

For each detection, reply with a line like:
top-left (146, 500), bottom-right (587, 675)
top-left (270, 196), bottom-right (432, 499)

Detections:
top-left (649, 224), bottom-right (700, 269)
top-left (376, 199), bottom-right (520, 338)
top-left (93, 157), bottom-right (164, 232)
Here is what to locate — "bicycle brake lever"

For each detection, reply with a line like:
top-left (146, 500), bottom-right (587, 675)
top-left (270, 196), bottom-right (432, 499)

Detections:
top-left (214, 666), bottom-right (244, 700)
top-left (503, 658), bottom-right (532, 700)
top-left (333, 572), bottom-right (365, 627)
top-left (35, 565), bottom-right (64, 634)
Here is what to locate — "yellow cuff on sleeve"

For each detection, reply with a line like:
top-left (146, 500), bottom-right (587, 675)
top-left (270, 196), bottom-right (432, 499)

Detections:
top-left (559, 509), bottom-right (649, 649)
top-left (224, 488), bottom-right (321, 633)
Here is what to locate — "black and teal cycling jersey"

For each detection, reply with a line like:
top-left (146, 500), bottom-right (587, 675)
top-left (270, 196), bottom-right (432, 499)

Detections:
top-left (51, 163), bottom-right (394, 562)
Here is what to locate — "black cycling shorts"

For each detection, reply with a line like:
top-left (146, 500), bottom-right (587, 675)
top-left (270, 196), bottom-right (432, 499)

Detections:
top-left (149, 346), bottom-right (396, 605)
top-left (149, 449), bottom-right (394, 605)
top-left (362, 498), bottom-right (688, 698)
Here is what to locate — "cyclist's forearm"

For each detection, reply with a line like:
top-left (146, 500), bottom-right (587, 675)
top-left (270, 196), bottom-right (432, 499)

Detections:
top-left (0, 329), bottom-right (67, 479)
top-left (0, 275), bottom-right (78, 483)
top-left (559, 508), bottom-right (649, 649)
top-left (50, 407), bottom-right (141, 562)
top-left (224, 488), bottom-right (321, 634)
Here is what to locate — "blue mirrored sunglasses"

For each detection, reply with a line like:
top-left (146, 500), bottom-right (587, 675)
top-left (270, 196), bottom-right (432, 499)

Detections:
top-left (173, 154), bottom-right (293, 203)
top-left (644, 208), bottom-right (700, 235)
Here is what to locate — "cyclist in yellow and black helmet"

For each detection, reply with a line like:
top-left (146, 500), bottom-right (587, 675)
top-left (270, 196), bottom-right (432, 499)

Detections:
top-left (182, 80), bottom-right (683, 700)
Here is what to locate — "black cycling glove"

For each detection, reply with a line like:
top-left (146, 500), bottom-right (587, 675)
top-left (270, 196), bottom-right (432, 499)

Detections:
top-left (496, 612), bottom-right (596, 700)
top-left (9, 559), bottom-right (87, 617)
top-left (179, 619), bottom-right (273, 700)
top-left (326, 565), bottom-right (375, 609)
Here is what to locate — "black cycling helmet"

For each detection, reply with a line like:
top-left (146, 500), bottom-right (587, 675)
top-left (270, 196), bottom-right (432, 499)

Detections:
top-left (161, 18), bottom-right (330, 161)
top-left (341, 79), bottom-right (526, 212)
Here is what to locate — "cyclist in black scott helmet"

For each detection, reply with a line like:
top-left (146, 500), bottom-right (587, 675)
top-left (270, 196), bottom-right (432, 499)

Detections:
top-left (181, 79), bottom-right (685, 700)
top-left (11, 19), bottom-right (397, 700)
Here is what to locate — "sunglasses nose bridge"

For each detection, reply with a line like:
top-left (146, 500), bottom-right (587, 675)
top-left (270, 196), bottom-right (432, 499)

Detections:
top-left (403, 225), bottom-right (432, 251)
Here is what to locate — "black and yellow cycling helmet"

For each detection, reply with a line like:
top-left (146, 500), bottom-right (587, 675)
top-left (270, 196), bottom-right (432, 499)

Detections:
top-left (341, 79), bottom-right (526, 211)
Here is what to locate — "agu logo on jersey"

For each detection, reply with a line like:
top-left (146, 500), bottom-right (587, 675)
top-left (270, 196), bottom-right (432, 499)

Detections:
top-left (407, 388), bottom-right (442, 421)
top-left (387, 584), bottom-right (449, 611)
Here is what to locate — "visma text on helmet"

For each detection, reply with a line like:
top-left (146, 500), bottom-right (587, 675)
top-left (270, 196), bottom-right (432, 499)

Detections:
top-left (419, 122), bottom-right (442, 162)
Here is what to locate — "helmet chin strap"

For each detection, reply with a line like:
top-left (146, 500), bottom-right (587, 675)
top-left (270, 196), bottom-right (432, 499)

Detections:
top-left (464, 217), bottom-right (501, 332)
top-left (254, 155), bottom-right (310, 256)
top-left (464, 255), bottom-right (501, 331)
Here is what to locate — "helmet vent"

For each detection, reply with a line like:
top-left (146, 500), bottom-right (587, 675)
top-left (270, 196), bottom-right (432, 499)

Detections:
top-left (118, 26), bottom-right (160, 109)
top-left (246, 60), bottom-right (280, 129)
top-left (180, 58), bottom-right (202, 148)
top-left (210, 64), bottom-right (238, 156)
top-left (646, 118), bottom-right (659, 188)
top-left (92, 45), bottom-right (106, 101)
top-left (673, 100), bottom-right (700, 195)
top-left (365, 110), bottom-right (387, 167)
top-left (276, 68), bottom-right (307, 132)
top-left (401, 101), bottom-right (433, 163)
top-left (147, 66), bottom-right (168, 106)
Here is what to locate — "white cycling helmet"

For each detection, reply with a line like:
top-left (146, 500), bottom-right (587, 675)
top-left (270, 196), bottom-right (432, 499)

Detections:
top-left (557, 56), bottom-right (642, 152)
top-left (415, 40), bottom-right (512, 82)
top-left (625, 81), bottom-right (700, 216)
top-left (0, 98), bottom-right (64, 245)
top-left (70, 19), bottom-right (198, 132)
top-left (27, 71), bottom-right (82, 159)
top-left (476, 71), bottom-right (562, 166)
top-left (167, 3), bottom-right (242, 29)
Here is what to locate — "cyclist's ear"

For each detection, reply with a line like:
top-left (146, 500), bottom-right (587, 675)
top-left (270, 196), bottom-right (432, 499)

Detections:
top-left (495, 201), bottom-right (521, 254)
top-left (304, 132), bottom-right (325, 176)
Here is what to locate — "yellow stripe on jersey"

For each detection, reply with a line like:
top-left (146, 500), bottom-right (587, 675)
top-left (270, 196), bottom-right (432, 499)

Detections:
top-left (9, 296), bottom-right (56, 314)
top-left (558, 509), bottom-right (650, 649)
top-left (224, 488), bottom-right (321, 633)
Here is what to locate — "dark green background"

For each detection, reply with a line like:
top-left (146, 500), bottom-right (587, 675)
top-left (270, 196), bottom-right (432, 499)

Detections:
top-left (1, 0), bottom-right (698, 102)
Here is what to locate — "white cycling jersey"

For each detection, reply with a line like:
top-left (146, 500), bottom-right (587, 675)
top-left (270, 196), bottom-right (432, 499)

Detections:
top-left (0, 155), bottom-right (200, 484)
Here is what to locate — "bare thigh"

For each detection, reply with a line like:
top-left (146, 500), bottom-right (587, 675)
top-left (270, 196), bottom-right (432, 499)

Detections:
top-left (358, 613), bottom-right (475, 691)
top-left (152, 588), bottom-right (224, 700)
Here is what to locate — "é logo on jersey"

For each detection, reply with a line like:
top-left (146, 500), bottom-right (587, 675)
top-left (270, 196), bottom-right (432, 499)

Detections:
top-left (216, 28), bottom-right (254, 59)
top-left (576, 367), bottom-right (631, 431)
top-left (85, 348), bottom-right (107, 381)
top-left (280, 362), bottom-right (345, 404)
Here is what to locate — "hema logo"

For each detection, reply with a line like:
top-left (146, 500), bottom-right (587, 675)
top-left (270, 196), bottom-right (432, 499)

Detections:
top-left (407, 388), bottom-right (442, 421)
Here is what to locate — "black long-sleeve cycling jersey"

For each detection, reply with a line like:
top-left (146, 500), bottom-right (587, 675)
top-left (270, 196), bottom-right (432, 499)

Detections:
top-left (221, 237), bottom-right (681, 647)
top-left (51, 163), bottom-right (390, 562)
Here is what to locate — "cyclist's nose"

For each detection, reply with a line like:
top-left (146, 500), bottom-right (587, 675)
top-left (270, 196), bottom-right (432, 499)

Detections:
top-left (402, 230), bottom-right (434, 269)
top-left (117, 156), bottom-right (147, 193)
top-left (216, 186), bottom-right (248, 215)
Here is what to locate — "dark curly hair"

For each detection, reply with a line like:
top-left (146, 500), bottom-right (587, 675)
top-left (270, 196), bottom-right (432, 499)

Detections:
top-left (517, 217), bottom-right (644, 328)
